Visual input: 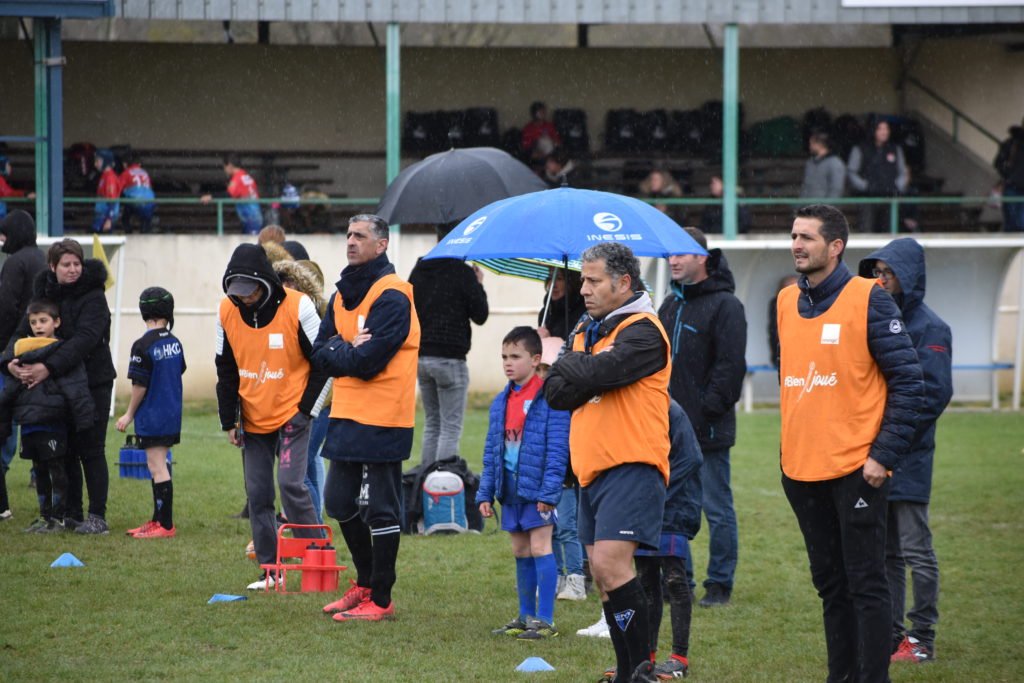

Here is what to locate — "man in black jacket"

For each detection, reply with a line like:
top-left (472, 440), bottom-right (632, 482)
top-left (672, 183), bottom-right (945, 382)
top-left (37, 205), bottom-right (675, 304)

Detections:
top-left (408, 223), bottom-right (488, 465)
top-left (657, 227), bottom-right (746, 608)
top-left (994, 119), bottom-right (1024, 232)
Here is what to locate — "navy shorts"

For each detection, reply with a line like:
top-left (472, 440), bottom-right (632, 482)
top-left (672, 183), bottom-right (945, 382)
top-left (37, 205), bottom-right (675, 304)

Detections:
top-left (501, 502), bottom-right (557, 533)
top-left (578, 463), bottom-right (665, 550)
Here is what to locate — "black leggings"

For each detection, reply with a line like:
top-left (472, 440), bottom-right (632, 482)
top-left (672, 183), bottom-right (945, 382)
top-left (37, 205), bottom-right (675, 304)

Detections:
top-left (635, 555), bottom-right (692, 657)
top-left (64, 382), bottom-right (112, 521)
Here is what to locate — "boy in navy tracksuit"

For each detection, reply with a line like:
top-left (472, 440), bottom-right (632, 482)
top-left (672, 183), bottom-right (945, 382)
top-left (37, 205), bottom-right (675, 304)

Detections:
top-left (477, 326), bottom-right (570, 640)
top-left (116, 287), bottom-right (186, 538)
top-left (0, 300), bottom-right (94, 533)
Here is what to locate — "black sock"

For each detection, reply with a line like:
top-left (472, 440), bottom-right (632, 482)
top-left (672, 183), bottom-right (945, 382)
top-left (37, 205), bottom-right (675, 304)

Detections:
top-left (663, 556), bottom-right (692, 657)
top-left (339, 518), bottom-right (373, 588)
top-left (603, 600), bottom-right (630, 683)
top-left (606, 578), bottom-right (651, 677)
top-left (369, 528), bottom-right (400, 607)
top-left (635, 556), bottom-right (663, 653)
top-left (154, 480), bottom-right (173, 529)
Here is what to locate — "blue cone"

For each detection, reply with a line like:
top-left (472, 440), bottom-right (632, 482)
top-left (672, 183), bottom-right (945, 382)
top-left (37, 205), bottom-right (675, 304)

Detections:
top-left (208, 594), bottom-right (247, 604)
top-left (516, 657), bottom-right (555, 672)
top-left (50, 552), bottom-right (84, 567)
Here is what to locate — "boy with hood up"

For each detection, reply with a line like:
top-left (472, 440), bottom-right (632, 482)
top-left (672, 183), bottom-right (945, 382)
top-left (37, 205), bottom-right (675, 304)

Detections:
top-left (858, 238), bottom-right (952, 664)
top-left (215, 243), bottom-right (328, 590)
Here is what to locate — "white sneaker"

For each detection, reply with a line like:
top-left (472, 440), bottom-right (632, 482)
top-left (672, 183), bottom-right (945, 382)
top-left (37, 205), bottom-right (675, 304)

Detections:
top-left (557, 573), bottom-right (587, 601)
top-left (0, 509), bottom-right (12, 521)
top-left (555, 575), bottom-right (566, 596)
top-left (576, 612), bottom-right (611, 638)
top-left (246, 572), bottom-right (282, 591)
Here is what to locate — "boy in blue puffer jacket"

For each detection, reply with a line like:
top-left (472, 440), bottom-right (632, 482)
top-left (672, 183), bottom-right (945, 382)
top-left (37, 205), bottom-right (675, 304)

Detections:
top-left (477, 326), bottom-right (570, 641)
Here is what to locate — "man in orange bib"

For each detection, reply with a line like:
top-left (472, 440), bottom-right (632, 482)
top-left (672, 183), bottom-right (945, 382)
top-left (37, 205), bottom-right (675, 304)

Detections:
top-left (545, 242), bottom-right (670, 683)
top-left (313, 214), bottom-right (420, 623)
top-left (778, 204), bottom-right (922, 683)
top-left (215, 243), bottom-right (328, 591)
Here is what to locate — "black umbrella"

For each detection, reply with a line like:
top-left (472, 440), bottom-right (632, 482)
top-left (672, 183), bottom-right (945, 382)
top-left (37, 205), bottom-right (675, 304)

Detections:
top-left (375, 147), bottom-right (546, 224)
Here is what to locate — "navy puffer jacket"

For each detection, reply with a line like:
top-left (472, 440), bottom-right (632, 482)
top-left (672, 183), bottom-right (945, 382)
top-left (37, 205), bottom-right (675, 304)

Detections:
top-left (859, 239), bottom-right (952, 503)
top-left (792, 261), bottom-right (923, 471)
top-left (661, 400), bottom-right (704, 539)
top-left (477, 381), bottom-right (570, 507)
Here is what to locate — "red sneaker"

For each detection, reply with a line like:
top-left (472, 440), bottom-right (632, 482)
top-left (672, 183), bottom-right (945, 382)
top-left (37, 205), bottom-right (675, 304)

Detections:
top-left (134, 524), bottom-right (176, 538)
top-left (891, 636), bottom-right (934, 663)
top-left (126, 520), bottom-right (158, 536)
top-left (322, 580), bottom-right (371, 614)
top-left (333, 599), bottom-right (394, 622)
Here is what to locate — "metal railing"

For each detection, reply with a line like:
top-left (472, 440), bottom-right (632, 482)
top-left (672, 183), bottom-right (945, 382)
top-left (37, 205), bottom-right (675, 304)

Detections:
top-left (905, 76), bottom-right (1001, 147)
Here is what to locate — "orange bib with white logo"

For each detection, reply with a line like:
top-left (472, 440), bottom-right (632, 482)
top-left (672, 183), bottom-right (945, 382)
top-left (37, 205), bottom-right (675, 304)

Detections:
top-left (219, 289), bottom-right (310, 434)
top-left (777, 277), bottom-right (887, 481)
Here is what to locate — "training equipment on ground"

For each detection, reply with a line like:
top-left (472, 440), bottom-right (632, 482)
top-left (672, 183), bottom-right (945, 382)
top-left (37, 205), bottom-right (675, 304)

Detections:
top-left (50, 552), bottom-right (84, 567)
top-left (258, 523), bottom-right (347, 593)
top-left (516, 657), bottom-right (555, 672)
top-left (207, 594), bottom-right (247, 604)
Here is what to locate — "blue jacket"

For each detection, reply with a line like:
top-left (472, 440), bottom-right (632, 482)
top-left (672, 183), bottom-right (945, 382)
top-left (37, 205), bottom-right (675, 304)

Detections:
top-left (792, 261), bottom-right (923, 471)
top-left (859, 239), bottom-right (952, 503)
top-left (663, 400), bottom-right (703, 538)
top-left (476, 380), bottom-right (570, 507)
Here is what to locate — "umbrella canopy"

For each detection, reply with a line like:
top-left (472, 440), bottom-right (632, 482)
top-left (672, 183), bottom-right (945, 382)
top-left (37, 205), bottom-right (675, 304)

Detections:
top-left (473, 257), bottom-right (581, 282)
top-left (423, 187), bottom-right (708, 262)
top-left (375, 147), bottom-right (547, 224)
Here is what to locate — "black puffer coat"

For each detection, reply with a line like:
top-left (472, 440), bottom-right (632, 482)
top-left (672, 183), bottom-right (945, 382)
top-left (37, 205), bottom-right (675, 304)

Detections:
top-left (657, 250), bottom-right (747, 451)
top-left (7, 258), bottom-right (116, 390)
top-left (0, 339), bottom-right (94, 439)
top-left (0, 210), bottom-right (46, 349)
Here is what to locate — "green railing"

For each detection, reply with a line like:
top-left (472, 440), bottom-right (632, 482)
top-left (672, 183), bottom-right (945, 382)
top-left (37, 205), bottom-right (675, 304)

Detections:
top-left (7, 193), bottom-right (1022, 236)
top-left (905, 76), bottom-right (1001, 147)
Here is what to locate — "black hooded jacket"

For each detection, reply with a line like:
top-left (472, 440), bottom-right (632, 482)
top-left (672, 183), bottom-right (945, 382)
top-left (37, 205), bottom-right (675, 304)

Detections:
top-left (657, 250), bottom-right (747, 451)
top-left (6, 258), bottom-right (116, 390)
top-left (214, 243), bottom-right (327, 431)
top-left (0, 210), bottom-right (46, 349)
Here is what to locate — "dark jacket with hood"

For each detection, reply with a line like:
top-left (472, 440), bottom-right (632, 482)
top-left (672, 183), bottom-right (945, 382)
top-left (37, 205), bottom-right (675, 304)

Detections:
top-left (657, 249), bottom-right (747, 452)
top-left (659, 399), bottom-right (703, 539)
top-left (995, 125), bottom-right (1024, 191)
top-left (0, 210), bottom-right (46, 350)
top-left (783, 260), bottom-right (923, 472)
top-left (214, 243), bottom-right (327, 431)
top-left (858, 238), bottom-right (952, 503)
top-left (312, 252), bottom-right (415, 463)
top-left (0, 338), bottom-right (94, 440)
top-left (408, 257), bottom-right (488, 360)
top-left (7, 258), bottom-right (116, 391)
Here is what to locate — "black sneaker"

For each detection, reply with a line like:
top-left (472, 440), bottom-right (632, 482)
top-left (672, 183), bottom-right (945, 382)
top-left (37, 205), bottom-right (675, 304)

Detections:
top-left (37, 518), bottom-right (66, 534)
top-left (491, 617), bottom-right (527, 636)
top-left (516, 616), bottom-right (559, 640)
top-left (699, 582), bottom-right (731, 608)
top-left (22, 517), bottom-right (48, 534)
top-left (63, 517), bottom-right (83, 531)
top-left (75, 516), bottom-right (110, 535)
top-left (631, 660), bottom-right (659, 682)
top-left (653, 656), bottom-right (689, 679)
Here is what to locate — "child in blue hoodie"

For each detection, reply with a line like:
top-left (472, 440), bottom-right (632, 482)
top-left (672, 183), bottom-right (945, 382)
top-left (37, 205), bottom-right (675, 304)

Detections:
top-left (477, 326), bottom-right (570, 640)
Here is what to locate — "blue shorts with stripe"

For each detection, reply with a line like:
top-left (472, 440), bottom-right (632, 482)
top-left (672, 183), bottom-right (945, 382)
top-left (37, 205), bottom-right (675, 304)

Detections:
top-left (578, 462), bottom-right (665, 551)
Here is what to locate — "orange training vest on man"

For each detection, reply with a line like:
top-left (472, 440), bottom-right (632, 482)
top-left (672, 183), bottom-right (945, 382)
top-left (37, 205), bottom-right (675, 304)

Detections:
top-left (330, 273), bottom-right (420, 428)
top-left (219, 289), bottom-right (310, 434)
top-left (777, 277), bottom-right (888, 481)
top-left (569, 312), bottom-right (671, 487)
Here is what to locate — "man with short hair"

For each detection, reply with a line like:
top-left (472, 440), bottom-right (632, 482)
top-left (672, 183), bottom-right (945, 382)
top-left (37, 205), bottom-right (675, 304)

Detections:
top-left (215, 243), bottom-right (326, 591)
top-left (313, 214), bottom-right (420, 622)
top-left (800, 131), bottom-right (846, 199)
top-left (545, 242), bottom-right (670, 683)
top-left (858, 238), bottom-right (952, 664)
top-left (657, 226), bottom-right (746, 608)
top-left (778, 204), bottom-right (922, 683)
top-left (201, 154), bottom-right (263, 235)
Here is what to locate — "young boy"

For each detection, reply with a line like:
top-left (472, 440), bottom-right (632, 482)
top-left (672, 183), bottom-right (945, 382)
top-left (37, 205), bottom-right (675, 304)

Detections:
top-left (0, 300), bottom-right (94, 533)
top-left (477, 326), bottom-right (570, 640)
top-left (115, 287), bottom-right (186, 538)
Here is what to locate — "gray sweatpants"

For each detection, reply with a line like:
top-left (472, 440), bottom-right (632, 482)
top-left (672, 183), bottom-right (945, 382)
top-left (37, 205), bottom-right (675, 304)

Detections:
top-left (243, 412), bottom-right (319, 565)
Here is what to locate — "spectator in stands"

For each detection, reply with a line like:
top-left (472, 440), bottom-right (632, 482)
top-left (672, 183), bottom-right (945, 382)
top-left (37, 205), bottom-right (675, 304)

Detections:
top-left (537, 267), bottom-right (585, 342)
top-left (296, 188), bottom-right (332, 234)
top-left (542, 147), bottom-right (581, 188)
top-left (408, 223), bottom-right (489, 466)
top-left (800, 132), bottom-right (845, 199)
top-left (699, 176), bottom-right (751, 234)
top-left (521, 101), bottom-right (561, 169)
top-left (118, 153), bottom-right (156, 234)
top-left (93, 149), bottom-right (121, 234)
top-left (0, 154), bottom-right (35, 219)
top-left (994, 118), bottom-right (1024, 232)
top-left (201, 155), bottom-right (263, 235)
top-left (847, 119), bottom-right (908, 233)
top-left (638, 169), bottom-right (687, 226)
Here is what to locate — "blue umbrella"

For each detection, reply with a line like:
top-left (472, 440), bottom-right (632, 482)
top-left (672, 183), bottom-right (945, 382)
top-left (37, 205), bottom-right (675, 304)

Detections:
top-left (422, 186), bottom-right (707, 262)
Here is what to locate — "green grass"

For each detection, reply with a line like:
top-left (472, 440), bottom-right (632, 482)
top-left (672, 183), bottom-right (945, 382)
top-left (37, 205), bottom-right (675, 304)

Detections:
top-left (1, 402), bottom-right (1022, 681)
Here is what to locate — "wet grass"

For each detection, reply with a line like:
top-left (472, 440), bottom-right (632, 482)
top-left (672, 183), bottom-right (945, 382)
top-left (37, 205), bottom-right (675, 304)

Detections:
top-left (0, 404), bottom-right (1021, 681)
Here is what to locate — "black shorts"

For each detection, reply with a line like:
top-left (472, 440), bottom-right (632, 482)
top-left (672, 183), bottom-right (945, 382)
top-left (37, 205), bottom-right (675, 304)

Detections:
top-left (20, 431), bottom-right (68, 462)
top-left (578, 463), bottom-right (665, 550)
top-left (324, 461), bottom-right (402, 532)
top-left (136, 434), bottom-right (179, 448)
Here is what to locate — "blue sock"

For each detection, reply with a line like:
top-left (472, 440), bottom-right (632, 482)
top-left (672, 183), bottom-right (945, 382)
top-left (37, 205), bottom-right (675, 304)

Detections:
top-left (516, 556), bottom-right (537, 619)
top-left (535, 553), bottom-right (557, 623)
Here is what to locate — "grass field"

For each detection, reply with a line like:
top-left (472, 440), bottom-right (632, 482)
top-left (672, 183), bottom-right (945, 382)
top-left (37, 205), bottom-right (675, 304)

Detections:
top-left (1, 400), bottom-right (1022, 681)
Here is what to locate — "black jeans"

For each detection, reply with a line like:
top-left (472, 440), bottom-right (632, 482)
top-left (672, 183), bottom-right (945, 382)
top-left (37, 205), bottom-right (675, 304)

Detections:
top-left (783, 469), bottom-right (892, 683)
top-left (64, 382), bottom-right (112, 521)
